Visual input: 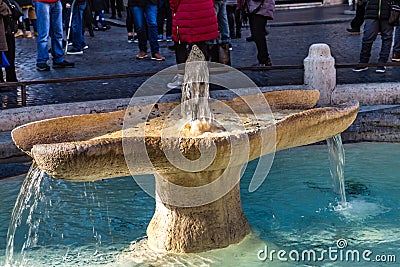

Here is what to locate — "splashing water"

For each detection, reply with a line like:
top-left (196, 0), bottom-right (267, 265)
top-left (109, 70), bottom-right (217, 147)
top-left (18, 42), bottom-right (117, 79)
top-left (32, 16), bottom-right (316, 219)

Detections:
top-left (326, 134), bottom-right (348, 208)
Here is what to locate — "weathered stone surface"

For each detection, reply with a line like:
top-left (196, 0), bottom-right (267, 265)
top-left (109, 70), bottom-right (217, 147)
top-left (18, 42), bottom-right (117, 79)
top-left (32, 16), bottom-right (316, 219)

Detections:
top-left (333, 83), bottom-right (400, 105)
top-left (147, 168), bottom-right (250, 253)
top-left (11, 90), bottom-right (359, 182)
top-left (342, 105), bottom-right (400, 142)
top-left (304, 43), bottom-right (336, 105)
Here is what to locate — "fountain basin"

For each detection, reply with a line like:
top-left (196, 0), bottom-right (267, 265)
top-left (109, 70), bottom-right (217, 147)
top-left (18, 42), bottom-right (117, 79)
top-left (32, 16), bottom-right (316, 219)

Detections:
top-left (10, 89), bottom-right (359, 253)
top-left (11, 90), bottom-right (358, 182)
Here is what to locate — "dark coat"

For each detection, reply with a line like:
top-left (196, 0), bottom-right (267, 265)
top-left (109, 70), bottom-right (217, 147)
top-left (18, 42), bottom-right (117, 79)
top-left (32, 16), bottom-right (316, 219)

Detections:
top-left (0, 0), bottom-right (10, 52)
top-left (169, 0), bottom-right (218, 43)
top-left (365, 0), bottom-right (391, 20)
top-left (15, 0), bottom-right (32, 7)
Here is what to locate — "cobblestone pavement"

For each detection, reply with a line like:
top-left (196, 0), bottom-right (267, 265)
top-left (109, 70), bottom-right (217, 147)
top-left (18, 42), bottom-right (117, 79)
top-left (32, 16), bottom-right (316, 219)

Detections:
top-left (1, 4), bottom-right (399, 109)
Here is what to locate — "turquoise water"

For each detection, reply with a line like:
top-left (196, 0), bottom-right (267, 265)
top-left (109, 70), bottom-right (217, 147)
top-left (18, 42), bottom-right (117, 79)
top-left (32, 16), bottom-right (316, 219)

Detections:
top-left (0, 142), bottom-right (399, 266)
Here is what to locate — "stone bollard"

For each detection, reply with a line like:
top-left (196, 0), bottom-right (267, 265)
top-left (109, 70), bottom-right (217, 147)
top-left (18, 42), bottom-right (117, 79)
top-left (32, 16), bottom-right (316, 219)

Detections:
top-left (304, 43), bottom-right (336, 105)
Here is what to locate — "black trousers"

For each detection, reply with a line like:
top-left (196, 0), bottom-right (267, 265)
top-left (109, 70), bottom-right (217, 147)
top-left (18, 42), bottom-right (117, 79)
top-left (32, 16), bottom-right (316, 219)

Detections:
top-left (0, 33), bottom-right (17, 82)
top-left (351, 2), bottom-right (366, 30)
top-left (250, 14), bottom-right (270, 64)
top-left (126, 5), bottom-right (134, 33)
top-left (110, 0), bottom-right (123, 16)
top-left (226, 4), bottom-right (242, 38)
top-left (157, 4), bottom-right (172, 37)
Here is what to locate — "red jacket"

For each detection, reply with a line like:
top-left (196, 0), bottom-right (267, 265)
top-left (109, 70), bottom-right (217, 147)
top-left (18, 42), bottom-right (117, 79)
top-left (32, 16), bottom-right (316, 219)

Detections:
top-left (170, 0), bottom-right (218, 43)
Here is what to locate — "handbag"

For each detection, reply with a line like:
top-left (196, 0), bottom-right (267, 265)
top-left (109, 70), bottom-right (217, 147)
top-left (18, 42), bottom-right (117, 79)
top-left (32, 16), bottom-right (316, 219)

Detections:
top-left (0, 52), bottom-right (10, 67)
top-left (3, 0), bottom-right (23, 21)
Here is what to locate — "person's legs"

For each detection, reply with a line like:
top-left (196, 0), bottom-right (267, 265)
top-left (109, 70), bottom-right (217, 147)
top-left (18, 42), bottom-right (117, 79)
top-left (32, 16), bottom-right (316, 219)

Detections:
top-left (216, 1), bottom-right (230, 44)
top-left (132, 6), bottom-right (147, 53)
top-left (166, 5), bottom-right (172, 38)
top-left (350, 2), bottom-right (366, 30)
top-left (359, 19), bottom-right (379, 63)
top-left (95, 10), bottom-right (106, 27)
top-left (71, 3), bottom-right (87, 51)
top-left (49, 1), bottom-right (65, 64)
top-left (110, 0), bottom-right (116, 18)
top-left (35, 1), bottom-right (51, 65)
top-left (393, 26), bottom-right (400, 59)
top-left (157, 5), bottom-right (165, 36)
top-left (175, 42), bottom-right (188, 65)
top-left (251, 14), bottom-right (270, 65)
top-left (144, 4), bottom-right (160, 55)
top-left (378, 20), bottom-right (394, 63)
top-left (234, 7), bottom-right (242, 38)
top-left (226, 4), bottom-right (236, 39)
top-left (116, 0), bottom-right (123, 17)
top-left (4, 33), bottom-right (17, 82)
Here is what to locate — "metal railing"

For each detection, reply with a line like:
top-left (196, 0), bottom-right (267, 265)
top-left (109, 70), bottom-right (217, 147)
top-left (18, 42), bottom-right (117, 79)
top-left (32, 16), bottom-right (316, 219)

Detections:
top-left (1, 62), bottom-right (399, 107)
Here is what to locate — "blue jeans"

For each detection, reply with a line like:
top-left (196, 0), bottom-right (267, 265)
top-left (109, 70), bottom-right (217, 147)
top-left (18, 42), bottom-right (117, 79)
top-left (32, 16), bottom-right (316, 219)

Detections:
top-left (35, 1), bottom-right (64, 64)
top-left (131, 5), bottom-right (159, 54)
top-left (70, 3), bottom-right (86, 50)
top-left (94, 10), bottom-right (105, 27)
top-left (360, 19), bottom-right (393, 63)
top-left (207, 0), bottom-right (230, 45)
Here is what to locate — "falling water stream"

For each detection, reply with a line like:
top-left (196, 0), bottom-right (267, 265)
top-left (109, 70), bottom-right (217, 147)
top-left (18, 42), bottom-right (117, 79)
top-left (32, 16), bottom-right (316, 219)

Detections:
top-left (5, 163), bottom-right (45, 266)
top-left (326, 134), bottom-right (348, 207)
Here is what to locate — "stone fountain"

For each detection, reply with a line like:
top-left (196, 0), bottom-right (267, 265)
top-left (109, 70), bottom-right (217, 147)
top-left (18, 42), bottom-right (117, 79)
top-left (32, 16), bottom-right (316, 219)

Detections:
top-left (11, 47), bottom-right (359, 254)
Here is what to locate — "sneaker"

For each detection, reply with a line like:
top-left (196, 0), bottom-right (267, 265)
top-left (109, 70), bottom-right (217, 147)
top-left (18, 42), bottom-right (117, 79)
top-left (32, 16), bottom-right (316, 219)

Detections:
top-left (133, 35), bottom-right (138, 43)
top-left (36, 63), bottom-right (50, 71)
top-left (167, 74), bottom-right (184, 89)
top-left (128, 35), bottom-right (134, 43)
top-left (352, 66), bottom-right (368, 72)
top-left (14, 29), bottom-right (23, 38)
top-left (157, 34), bottom-right (163, 42)
top-left (151, 53), bottom-right (165, 61)
top-left (166, 36), bottom-right (172, 42)
top-left (375, 66), bottom-right (386, 73)
top-left (53, 60), bottom-right (75, 68)
top-left (136, 51), bottom-right (148, 59)
top-left (67, 48), bottom-right (84, 55)
top-left (101, 25), bottom-right (111, 31)
top-left (346, 28), bottom-right (361, 34)
top-left (83, 45), bottom-right (89, 50)
top-left (392, 53), bottom-right (400, 62)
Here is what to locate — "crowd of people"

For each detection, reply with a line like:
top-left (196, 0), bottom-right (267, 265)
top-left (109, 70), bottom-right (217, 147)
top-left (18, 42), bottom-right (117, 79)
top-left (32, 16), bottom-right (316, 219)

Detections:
top-left (0, 0), bottom-right (400, 84)
top-left (347, 0), bottom-right (400, 73)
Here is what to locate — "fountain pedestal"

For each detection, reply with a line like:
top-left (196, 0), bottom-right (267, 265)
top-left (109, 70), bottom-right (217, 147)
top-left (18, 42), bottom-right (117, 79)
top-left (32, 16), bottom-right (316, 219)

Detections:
top-left (147, 166), bottom-right (251, 253)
